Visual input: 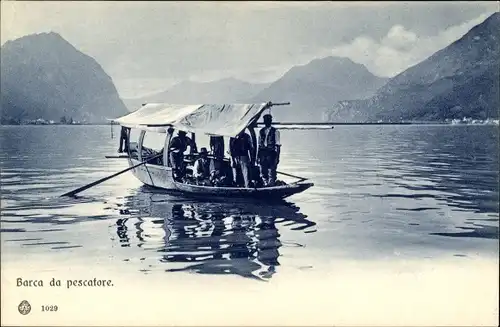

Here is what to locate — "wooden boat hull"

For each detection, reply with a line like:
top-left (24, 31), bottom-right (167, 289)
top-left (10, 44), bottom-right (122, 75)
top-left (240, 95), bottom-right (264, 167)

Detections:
top-left (128, 159), bottom-right (313, 200)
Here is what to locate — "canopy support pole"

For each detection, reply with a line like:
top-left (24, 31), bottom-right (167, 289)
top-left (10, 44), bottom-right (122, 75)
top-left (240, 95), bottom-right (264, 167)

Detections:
top-left (248, 125), bottom-right (258, 166)
top-left (165, 128), bottom-right (174, 168)
top-left (191, 132), bottom-right (196, 154)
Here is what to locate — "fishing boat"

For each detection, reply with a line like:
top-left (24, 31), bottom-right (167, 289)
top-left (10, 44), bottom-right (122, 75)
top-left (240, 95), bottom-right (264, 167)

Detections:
top-left (61, 102), bottom-right (316, 200)
top-left (113, 101), bottom-right (315, 200)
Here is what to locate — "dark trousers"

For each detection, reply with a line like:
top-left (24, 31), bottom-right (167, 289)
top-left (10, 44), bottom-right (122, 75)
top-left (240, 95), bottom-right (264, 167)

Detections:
top-left (169, 152), bottom-right (185, 178)
top-left (118, 135), bottom-right (128, 152)
top-left (259, 149), bottom-right (277, 186)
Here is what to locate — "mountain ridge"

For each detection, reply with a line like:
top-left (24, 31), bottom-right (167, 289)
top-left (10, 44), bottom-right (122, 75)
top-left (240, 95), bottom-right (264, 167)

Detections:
top-left (248, 56), bottom-right (389, 122)
top-left (123, 56), bottom-right (388, 122)
top-left (325, 12), bottom-right (499, 122)
top-left (1, 31), bottom-right (128, 124)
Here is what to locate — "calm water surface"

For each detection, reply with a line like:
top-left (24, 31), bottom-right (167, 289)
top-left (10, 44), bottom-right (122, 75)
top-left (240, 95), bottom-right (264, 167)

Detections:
top-left (1, 125), bottom-right (498, 281)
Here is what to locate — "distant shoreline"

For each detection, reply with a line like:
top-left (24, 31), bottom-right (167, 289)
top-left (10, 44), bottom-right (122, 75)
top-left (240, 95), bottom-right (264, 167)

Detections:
top-left (1, 121), bottom-right (498, 127)
top-left (0, 123), bottom-right (111, 126)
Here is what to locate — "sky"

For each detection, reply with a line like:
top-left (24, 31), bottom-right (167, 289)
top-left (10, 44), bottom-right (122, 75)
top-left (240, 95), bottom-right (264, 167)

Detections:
top-left (1, 1), bottom-right (498, 98)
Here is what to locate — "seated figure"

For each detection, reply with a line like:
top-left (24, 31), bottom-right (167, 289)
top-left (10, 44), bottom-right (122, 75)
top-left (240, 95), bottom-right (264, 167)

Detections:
top-left (192, 147), bottom-right (211, 185)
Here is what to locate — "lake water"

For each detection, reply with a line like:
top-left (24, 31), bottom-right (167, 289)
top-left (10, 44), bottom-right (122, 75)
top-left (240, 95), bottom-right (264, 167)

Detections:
top-left (1, 125), bottom-right (498, 325)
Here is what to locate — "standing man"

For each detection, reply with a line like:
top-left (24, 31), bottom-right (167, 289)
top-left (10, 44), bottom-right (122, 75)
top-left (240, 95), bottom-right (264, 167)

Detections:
top-left (118, 126), bottom-right (130, 153)
top-left (229, 130), bottom-right (253, 188)
top-left (258, 114), bottom-right (281, 186)
top-left (168, 130), bottom-right (196, 180)
top-left (209, 135), bottom-right (225, 173)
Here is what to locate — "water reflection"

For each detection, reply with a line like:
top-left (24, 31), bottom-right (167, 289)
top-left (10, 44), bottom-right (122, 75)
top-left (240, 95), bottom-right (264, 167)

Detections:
top-left (114, 188), bottom-right (316, 280)
top-left (430, 223), bottom-right (499, 239)
top-left (373, 126), bottom-right (499, 215)
top-left (369, 127), bottom-right (499, 240)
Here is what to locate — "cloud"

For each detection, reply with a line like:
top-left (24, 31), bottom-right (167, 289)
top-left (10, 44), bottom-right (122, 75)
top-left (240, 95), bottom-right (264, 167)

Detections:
top-left (330, 12), bottom-right (495, 77)
top-left (1, 1), bottom-right (497, 97)
top-left (384, 25), bottom-right (418, 50)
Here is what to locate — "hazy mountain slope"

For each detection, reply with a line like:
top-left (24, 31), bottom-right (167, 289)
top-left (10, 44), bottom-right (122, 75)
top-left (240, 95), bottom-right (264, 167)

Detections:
top-left (248, 56), bottom-right (388, 122)
top-left (123, 78), bottom-right (269, 111)
top-left (325, 12), bottom-right (500, 122)
top-left (1, 32), bottom-right (128, 124)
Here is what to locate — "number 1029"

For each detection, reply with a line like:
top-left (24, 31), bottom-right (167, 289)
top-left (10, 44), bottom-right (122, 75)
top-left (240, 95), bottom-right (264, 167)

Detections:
top-left (41, 305), bottom-right (58, 312)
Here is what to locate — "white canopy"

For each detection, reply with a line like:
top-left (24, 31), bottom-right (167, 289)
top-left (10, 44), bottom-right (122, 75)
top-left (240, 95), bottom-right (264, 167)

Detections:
top-left (113, 103), bottom-right (271, 137)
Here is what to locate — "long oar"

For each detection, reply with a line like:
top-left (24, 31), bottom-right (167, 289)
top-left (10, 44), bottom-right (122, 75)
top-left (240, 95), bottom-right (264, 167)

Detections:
top-left (277, 170), bottom-right (308, 182)
top-left (60, 153), bottom-right (163, 197)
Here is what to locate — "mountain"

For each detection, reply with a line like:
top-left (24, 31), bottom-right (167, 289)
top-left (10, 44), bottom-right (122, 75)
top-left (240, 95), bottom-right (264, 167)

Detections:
top-left (248, 56), bottom-right (388, 122)
top-left (325, 12), bottom-right (500, 122)
top-left (123, 78), bottom-right (269, 111)
top-left (1, 32), bottom-right (128, 124)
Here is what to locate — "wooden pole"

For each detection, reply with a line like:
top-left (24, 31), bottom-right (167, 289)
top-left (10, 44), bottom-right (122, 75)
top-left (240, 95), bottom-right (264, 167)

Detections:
top-left (269, 102), bottom-right (291, 106)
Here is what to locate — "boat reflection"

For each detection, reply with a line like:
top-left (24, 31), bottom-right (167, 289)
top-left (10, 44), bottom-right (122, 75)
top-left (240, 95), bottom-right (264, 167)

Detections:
top-left (115, 188), bottom-right (316, 280)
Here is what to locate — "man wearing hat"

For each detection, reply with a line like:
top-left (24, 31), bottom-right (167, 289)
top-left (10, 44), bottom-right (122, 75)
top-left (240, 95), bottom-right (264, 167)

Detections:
top-left (258, 113), bottom-right (281, 186)
top-left (168, 130), bottom-right (196, 180)
top-left (193, 147), bottom-right (211, 184)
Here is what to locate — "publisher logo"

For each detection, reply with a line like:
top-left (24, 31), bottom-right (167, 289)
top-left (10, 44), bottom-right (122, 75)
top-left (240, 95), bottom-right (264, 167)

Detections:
top-left (18, 300), bottom-right (31, 315)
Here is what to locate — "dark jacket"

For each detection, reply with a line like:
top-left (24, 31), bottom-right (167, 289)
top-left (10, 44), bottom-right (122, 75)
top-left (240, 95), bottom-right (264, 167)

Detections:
top-left (210, 136), bottom-right (225, 159)
top-left (120, 126), bottom-right (129, 138)
top-left (169, 135), bottom-right (193, 153)
top-left (230, 133), bottom-right (252, 157)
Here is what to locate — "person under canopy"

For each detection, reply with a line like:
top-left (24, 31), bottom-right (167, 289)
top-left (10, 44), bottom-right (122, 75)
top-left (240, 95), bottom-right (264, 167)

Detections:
top-left (168, 130), bottom-right (197, 180)
top-left (229, 130), bottom-right (253, 188)
top-left (210, 136), bottom-right (225, 159)
top-left (209, 135), bottom-right (225, 173)
top-left (118, 126), bottom-right (130, 153)
top-left (193, 147), bottom-right (211, 184)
